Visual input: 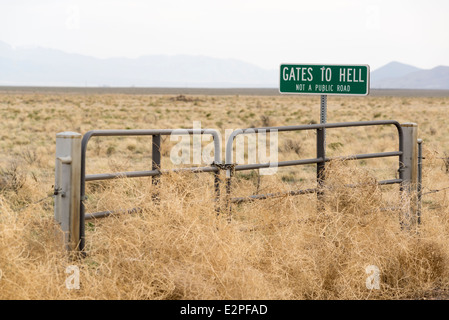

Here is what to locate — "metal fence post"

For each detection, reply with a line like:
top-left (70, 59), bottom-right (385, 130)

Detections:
top-left (400, 123), bottom-right (418, 228)
top-left (54, 132), bottom-right (82, 251)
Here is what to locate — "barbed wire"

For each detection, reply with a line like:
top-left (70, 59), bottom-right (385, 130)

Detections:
top-left (418, 154), bottom-right (449, 195)
top-left (422, 186), bottom-right (449, 196)
top-left (16, 191), bottom-right (55, 212)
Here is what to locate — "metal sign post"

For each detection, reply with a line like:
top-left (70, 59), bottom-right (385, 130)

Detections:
top-left (318, 95), bottom-right (327, 192)
top-left (320, 94), bottom-right (327, 145)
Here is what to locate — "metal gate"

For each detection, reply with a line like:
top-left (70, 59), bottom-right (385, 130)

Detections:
top-left (54, 121), bottom-right (421, 252)
top-left (225, 120), bottom-right (406, 203)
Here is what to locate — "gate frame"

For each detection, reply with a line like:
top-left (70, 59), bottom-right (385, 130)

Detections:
top-left (224, 121), bottom-right (419, 226)
top-left (55, 128), bottom-right (222, 252)
top-left (54, 121), bottom-right (420, 252)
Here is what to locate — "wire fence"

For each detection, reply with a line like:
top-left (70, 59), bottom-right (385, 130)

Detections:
top-left (422, 186), bottom-right (449, 196)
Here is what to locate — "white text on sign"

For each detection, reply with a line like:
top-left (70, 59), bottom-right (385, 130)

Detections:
top-left (282, 67), bottom-right (365, 83)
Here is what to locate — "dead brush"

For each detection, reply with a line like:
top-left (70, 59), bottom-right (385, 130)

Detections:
top-left (295, 159), bottom-right (449, 299)
top-left (2, 93), bottom-right (449, 300)
top-left (19, 147), bottom-right (41, 166)
top-left (0, 196), bottom-right (73, 299)
top-left (442, 152), bottom-right (449, 173)
top-left (83, 172), bottom-right (265, 299)
top-left (0, 159), bottom-right (27, 194)
top-left (260, 115), bottom-right (272, 127)
top-left (80, 162), bottom-right (449, 299)
top-left (321, 160), bottom-right (383, 216)
top-left (280, 138), bottom-right (302, 156)
top-left (1, 151), bottom-right (449, 300)
top-left (380, 238), bottom-right (449, 297)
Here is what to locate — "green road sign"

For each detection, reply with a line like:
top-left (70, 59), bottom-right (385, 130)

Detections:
top-left (279, 64), bottom-right (370, 95)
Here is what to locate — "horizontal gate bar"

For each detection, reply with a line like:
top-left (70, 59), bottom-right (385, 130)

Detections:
top-left (378, 179), bottom-right (403, 185)
top-left (86, 170), bottom-right (159, 181)
top-left (227, 120), bottom-right (402, 135)
top-left (235, 158), bottom-right (324, 171)
top-left (85, 151), bottom-right (404, 182)
top-left (85, 207), bottom-right (142, 220)
top-left (328, 151), bottom-right (403, 161)
top-left (85, 166), bottom-right (219, 182)
top-left (234, 151), bottom-right (402, 172)
top-left (82, 128), bottom-right (222, 164)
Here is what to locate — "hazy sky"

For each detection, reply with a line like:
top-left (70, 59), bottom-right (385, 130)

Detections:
top-left (1, 0), bottom-right (449, 71)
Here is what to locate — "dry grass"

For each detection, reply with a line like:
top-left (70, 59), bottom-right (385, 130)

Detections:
top-left (1, 90), bottom-right (449, 300)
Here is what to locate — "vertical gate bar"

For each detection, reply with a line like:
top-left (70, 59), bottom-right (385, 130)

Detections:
top-left (152, 134), bottom-right (161, 203)
top-left (225, 171), bottom-right (233, 222)
top-left (316, 126), bottom-right (326, 212)
top-left (417, 138), bottom-right (423, 224)
top-left (214, 171), bottom-right (220, 214)
top-left (79, 133), bottom-right (91, 253)
top-left (316, 127), bottom-right (326, 190)
top-left (152, 134), bottom-right (161, 185)
top-left (224, 129), bottom-right (242, 221)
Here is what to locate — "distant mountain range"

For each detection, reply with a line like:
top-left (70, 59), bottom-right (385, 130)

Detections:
top-left (0, 41), bottom-right (276, 88)
top-left (0, 40), bottom-right (448, 89)
top-left (370, 61), bottom-right (449, 90)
